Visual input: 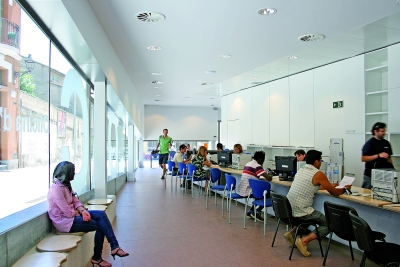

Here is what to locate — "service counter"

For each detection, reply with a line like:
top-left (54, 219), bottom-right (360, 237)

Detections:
top-left (213, 166), bottom-right (400, 245)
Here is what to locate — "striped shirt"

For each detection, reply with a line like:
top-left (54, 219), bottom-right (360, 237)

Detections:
top-left (237, 160), bottom-right (265, 197)
top-left (287, 164), bottom-right (320, 217)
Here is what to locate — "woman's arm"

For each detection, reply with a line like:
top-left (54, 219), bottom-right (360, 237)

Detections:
top-left (50, 187), bottom-right (77, 218)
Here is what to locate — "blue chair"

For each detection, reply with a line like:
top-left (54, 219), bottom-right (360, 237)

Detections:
top-left (222, 174), bottom-right (246, 224)
top-left (165, 160), bottom-right (175, 191)
top-left (186, 164), bottom-right (208, 199)
top-left (245, 179), bottom-right (272, 236)
top-left (169, 151), bottom-right (176, 160)
top-left (206, 168), bottom-right (225, 209)
top-left (176, 162), bottom-right (187, 192)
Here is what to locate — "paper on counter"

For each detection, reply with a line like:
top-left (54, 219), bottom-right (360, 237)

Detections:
top-left (335, 176), bottom-right (355, 189)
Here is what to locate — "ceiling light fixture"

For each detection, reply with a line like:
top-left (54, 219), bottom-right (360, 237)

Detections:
top-left (147, 46), bottom-right (161, 50)
top-left (298, 34), bottom-right (325, 42)
top-left (154, 86), bottom-right (160, 89)
top-left (257, 8), bottom-right (277, 15)
top-left (156, 95), bottom-right (160, 96)
top-left (151, 72), bottom-right (161, 75)
top-left (196, 80), bottom-right (204, 83)
top-left (205, 70), bottom-right (216, 74)
top-left (218, 54), bottom-right (231, 58)
top-left (151, 81), bottom-right (164, 84)
top-left (288, 56), bottom-right (298, 59)
top-left (252, 77), bottom-right (259, 80)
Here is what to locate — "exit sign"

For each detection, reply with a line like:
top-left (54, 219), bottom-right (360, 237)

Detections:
top-left (333, 101), bottom-right (344, 108)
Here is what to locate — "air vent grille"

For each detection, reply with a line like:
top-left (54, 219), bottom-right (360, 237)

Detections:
top-left (151, 81), bottom-right (164, 84)
top-left (298, 34), bottom-right (325, 42)
top-left (136, 12), bottom-right (165, 22)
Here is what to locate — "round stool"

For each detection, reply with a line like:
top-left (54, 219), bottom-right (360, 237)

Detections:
top-left (36, 235), bottom-right (81, 252)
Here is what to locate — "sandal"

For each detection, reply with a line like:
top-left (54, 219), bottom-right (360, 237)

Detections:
top-left (91, 258), bottom-right (112, 267)
top-left (111, 248), bottom-right (129, 260)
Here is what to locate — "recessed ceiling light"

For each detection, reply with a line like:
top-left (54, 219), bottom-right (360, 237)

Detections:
top-left (154, 86), bottom-right (160, 89)
top-left (257, 8), bottom-right (277, 15)
top-left (288, 56), bottom-right (298, 59)
top-left (184, 97), bottom-right (190, 98)
top-left (156, 95), bottom-right (160, 96)
top-left (155, 100), bottom-right (163, 101)
top-left (209, 98), bottom-right (214, 99)
top-left (205, 70), bottom-right (216, 74)
top-left (151, 72), bottom-right (161, 75)
top-left (252, 77), bottom-right (259, 80)
top-left (218, 54), bottom-right (231, 58)
top-left (151, 81), bottom-right (164, 84)
top-left (147, 46), bottom-right (161, 50)
top-left (298, 34), bottom-right (325, 42)
top-left (196, 80), bottom-right (204, 83)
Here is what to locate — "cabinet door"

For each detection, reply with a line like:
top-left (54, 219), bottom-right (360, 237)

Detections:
top-left (252, 83), bottom-right (269, 145)
top-left (388, 88), bottom-right (400, 132)
top-left (221, 96), bottom-right (228, 145)
top-left (388, 43), bottom-right (400, 90)
top-left (343, 133), bottom-right (365, 187)
top-left (270, 78), bottom-right (289, 146)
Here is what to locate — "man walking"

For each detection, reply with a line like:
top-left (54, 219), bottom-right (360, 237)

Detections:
top-left (155, 129), bottom-right (173, 179)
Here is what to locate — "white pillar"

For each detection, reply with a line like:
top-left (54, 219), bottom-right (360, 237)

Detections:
top-left (127, 124), bottom-right (134, 181)
top-left (139, 138), bottom-right (144, 168)
top-left (93, 81), bottom-right (107, 198)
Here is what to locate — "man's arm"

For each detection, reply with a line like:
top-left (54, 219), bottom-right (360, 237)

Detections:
top-left (260, 172), bottom-right (272, 181)
top-left (312, 172), bottom-right (350, 196)
top-left (362, 152), bottom-right (389, 162)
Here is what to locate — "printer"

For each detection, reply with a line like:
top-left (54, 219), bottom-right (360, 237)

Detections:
top-left (371, 169), bottom-right (400, 203)
top-left (231, 154), bottom-right (252, 169)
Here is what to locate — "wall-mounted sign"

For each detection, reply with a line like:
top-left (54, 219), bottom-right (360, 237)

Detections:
top-left (333, 101), bottom-right (344, 108)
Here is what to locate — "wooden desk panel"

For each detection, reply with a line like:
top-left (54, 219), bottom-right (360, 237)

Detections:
top-left (318, 187), bottom-right (391, 207)
top-left (382, 204), bottom-right (400, 213)
top-left (213, 165), bottom-right (243, 175)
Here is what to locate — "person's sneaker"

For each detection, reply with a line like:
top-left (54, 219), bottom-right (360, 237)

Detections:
top-left (246, 210), bottom-right (254, 218)
top-left (284, 232), bottom-right (294, 246)
top-left (161, 175), bottom-right (165, 179)
top-left (295, 237), bottom-right (311, 257)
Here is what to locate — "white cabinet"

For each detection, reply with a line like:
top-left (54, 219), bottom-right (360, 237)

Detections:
top-left (220, 96), bottom-right (228, 146)
top-left (388, 43), bottom-right (400, 90)
top-left (388, 88), bottom-right (400, 133)
top-left (343, 133), bottom-right (365, 187)
top-left (252, 83), bottom-right (270, 145)
top-left (269, 78), bottom-right (289, 146)
top-left (289, 70), bottom-right (314, 147)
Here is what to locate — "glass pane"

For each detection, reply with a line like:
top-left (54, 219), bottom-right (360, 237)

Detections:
top-left (0, 8), bottom-right (50, 219)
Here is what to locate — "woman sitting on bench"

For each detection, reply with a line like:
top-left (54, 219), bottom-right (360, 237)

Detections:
top-left (47, 161), bottom-right (129, 267)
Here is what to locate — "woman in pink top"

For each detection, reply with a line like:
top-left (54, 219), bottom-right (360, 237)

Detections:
top-left (48, 161), bottom-right (129, 267)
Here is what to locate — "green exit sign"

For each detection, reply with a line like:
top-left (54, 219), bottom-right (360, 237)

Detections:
top-left (333, 101), bottom-right (344, 108)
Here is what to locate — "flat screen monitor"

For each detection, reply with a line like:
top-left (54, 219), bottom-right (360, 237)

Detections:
top-left (207, 150), bottom-right (219, 155)
top-left (275, 156), bottom-right (297, 179)
top-left (218, 151), bottom-right (232, 167)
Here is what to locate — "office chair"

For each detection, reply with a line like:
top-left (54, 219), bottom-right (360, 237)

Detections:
top-left (323, 201), bottom-right (386, 266)
top-left (270, 192), bottom-right (324, 260)
top-left (222, 174), bottom-right (246, 224)
top-left (186, 164), bottom-right (208, 199)
top-left (349, 210), bottom-right (400, 267)
top-left (245, 179), bottom-right (272, 236)
top-left (166, 160), bottom-right (175, 190)
top-left (206, 168), bottom-right (225, 209)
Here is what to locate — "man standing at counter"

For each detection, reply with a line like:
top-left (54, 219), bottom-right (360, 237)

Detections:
top-left (361, 122), bottom-right (393, 189)
top-left (285, 150), bottom-right (351, 257)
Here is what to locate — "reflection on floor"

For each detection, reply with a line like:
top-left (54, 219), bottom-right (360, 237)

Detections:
top-left (86, 167), bottom-right (378, 267)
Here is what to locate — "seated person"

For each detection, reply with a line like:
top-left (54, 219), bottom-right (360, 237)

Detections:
top-left (191, 146), bottom-right (212, 191)
top-left (217, 143), bottom-right (223, 151)
top-left (47, 161), bottom-right (129, 267)
top-left (285, 150), bottom-right (351, 257)
top-left (294, 149), bottom-right (306, 161)
top-left (233, 143), bottom-right (243, 154)
top-left (237, 151), bottom-right (272, 221)
top-left (173, 144), bottom-right (192, 187)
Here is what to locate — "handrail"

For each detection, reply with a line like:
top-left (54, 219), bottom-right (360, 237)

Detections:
top-left (1, 17), bottom-right (20, 49)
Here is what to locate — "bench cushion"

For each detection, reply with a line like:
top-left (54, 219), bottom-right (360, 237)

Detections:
top-left (86, 205), bottom-right (107, 211)
top-left (12, 252), bottom-right (66, 267)
top-left (36, 235), bottom-right (81, 252)
top-left (87, 198), bottom-right (112, 206)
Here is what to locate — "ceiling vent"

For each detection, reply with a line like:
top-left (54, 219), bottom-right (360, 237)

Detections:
top-left (151, 81), bottom-right (164, 84)
top-left (298, 34), bottom-right (325, 42)
top-left (136, 12), bottom-right (166, 22)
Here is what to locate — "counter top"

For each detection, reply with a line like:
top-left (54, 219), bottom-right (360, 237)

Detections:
top-left (213, 165), bottom-right (243, 175)
top-left (318, 187), bottom-right (391, 207)
top-left (382, 204), bottom-right (400, 213)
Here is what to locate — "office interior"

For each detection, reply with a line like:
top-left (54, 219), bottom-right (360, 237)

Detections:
top-left (2, 1), bottom-right (400, 266)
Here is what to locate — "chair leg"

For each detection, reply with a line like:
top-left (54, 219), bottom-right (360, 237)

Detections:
top-left (228, 196), bottom-right (232, 224)
top-left (349, 241), bottom-right (354, 261)
top-left (360, 253), bottom-right (366, 267)
top-left (323, 232), bottom-right (333, 266)
top-left (214, 190), bottom-right (217, 205)
top-left (289, 227), bottom-right (300, 260)
top-left (244, 198), bottom-right (249, 229)
top-left (222, 190), bottom-right (225, 217)
top-left (263, 205), bottom-right (266, 237)
top-left (192, 179), bottom-right (194, 199)
top-left (171, 174), bottom-right (173, 192)
top-left (271, 220), bottom-right (281, 247)
top-left (314, 225), bottom-right (324, 257)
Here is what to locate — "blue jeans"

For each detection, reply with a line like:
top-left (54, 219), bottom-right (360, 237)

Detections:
top-left (69, 210), bottom-right (119, 260)
top-left (362, 175), bottom-right (372, 189)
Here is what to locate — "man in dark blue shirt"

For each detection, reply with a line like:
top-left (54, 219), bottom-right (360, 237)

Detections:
top-left (361, 122), bottom-right (393, 188)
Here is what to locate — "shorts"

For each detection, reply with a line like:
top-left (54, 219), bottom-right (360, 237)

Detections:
top-left (159, 153), bottom-right (169, 165)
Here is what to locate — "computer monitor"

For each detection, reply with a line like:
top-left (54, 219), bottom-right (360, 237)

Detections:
top-left (218, 151), bottom-right (232, 167)
top-left (207, 150), bottom-right (219, 155)
top-left (275, 156), bottom-right (297, 180)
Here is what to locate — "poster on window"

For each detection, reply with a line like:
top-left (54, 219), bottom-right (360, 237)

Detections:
top-left (57, 110), bottom-right (66, 138)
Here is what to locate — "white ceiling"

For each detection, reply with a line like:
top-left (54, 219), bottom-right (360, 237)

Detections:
top-left (26, 0), bottom-right (400, 109)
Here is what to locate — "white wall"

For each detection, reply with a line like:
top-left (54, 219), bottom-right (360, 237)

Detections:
top-left (144, 105), bottom-right (220, 140)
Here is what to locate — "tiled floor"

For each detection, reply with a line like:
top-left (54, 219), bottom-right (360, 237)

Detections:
top-left (86, 167), bottom-right (379, 267)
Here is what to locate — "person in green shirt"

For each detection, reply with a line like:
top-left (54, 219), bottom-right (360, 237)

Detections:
top-left (155, 129), bottom-right (173, 179)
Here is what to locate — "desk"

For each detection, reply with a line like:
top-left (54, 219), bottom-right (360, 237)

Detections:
top-left (382, 204), bottom-right (400, 213)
